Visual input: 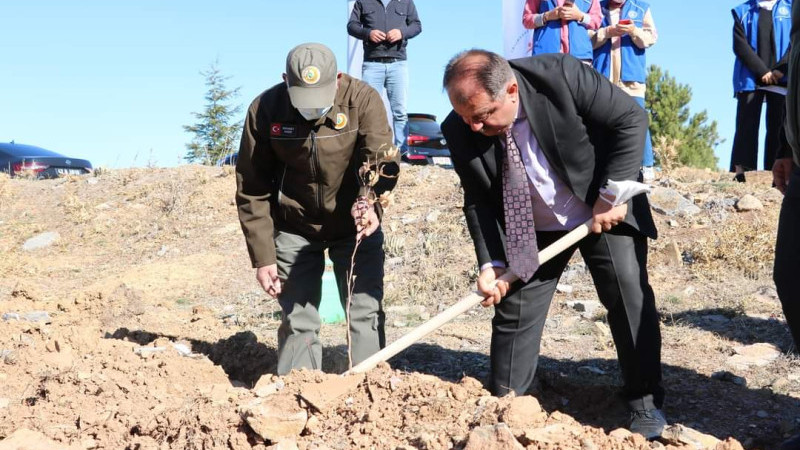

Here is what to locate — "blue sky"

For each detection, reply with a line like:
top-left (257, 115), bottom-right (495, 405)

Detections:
top-left (1, 1), bottom-right (760, 170)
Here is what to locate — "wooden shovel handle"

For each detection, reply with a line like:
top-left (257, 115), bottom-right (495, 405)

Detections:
top-left (345, 219), bottom-right (593, 375)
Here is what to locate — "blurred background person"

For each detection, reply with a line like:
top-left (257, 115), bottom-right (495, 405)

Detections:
top-left (590, 0), bottom-right (658, 181)
top-left (730, 0), bottom-right (792, 182)
top-left (523, 0), bottom-right (602, 63)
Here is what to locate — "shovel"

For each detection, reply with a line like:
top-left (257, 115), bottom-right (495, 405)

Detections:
top-left (344, 180), bottom-right (650, 375)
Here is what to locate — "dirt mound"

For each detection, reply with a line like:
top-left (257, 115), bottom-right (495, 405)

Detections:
top-left (0, 165), bottom-right (795, 449)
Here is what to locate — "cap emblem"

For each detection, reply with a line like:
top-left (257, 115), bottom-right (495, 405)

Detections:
top-left (302, 66), bottom-right (321, 85)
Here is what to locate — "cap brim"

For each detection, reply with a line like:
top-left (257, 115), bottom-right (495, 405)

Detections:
top-left (287, 79), bottom-right (336, 109)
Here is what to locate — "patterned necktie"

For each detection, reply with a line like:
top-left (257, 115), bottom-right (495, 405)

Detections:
top-left (502, 128), bottom-right (539, 282)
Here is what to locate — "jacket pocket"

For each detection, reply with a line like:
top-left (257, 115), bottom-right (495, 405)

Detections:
top-left (394, 4), bottom-right (407, 15)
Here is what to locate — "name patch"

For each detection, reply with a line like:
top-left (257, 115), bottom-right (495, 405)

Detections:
top-left (270, 123), bottom-right (297, 137)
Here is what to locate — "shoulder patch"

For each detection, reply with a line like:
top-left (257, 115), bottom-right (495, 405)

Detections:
top-left (334, 113), bottom-right (348, 130)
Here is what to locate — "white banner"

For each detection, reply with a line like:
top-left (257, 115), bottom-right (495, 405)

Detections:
top-left (346, 0), bottom-right (363, 78)
top-left (503, 0), bottom-right (532, 59)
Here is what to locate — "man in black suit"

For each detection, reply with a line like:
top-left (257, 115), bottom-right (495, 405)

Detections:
top-left (441, 49), bottom-right (665, 438)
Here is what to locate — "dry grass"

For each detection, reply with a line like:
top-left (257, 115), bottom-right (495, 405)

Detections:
top-left (686, 215), bottom-right (776, 280)
top-left (653, 135), bottom-right (681, 176)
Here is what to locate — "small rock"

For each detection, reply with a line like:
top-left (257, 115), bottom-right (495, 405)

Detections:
top-left (577, 366), bottom-right (605, 376)
top-left (735, 195), bottom-right (763, 212)
top-left (608, 428), bottom-right (632, 440)
top-left (668, 219), bottom-right (679, 228)
top-left (756, 410), bottom-right (769, 418)
top-left (660, 424), bottom-right (721, 448)
top-left (157, 245), bottom-right (168, 256)
top-left (664, 241), bottom-right (683, 265)
top-left (522, 424), bottom-right (582, 444)
top-left (240, 395), bottom-right (308, 442)
top-left (0, 398), bottom-right (9, 409)
top-left (648, 187), bottom-right (701, 217)
top-left (711, 370), bottom-right (747, 386)
top-left (133, 346), bottom-right (166, 357)
top-left (727, 343), bottom-right (782, 369)
top-left (556, 284), bottom-right (573, 294)
top-left (502, 396), bottom-right (544, 429)
top-left (464, 424), bottom-right (524, 450)
top-left (592, 321), bottom-right (611, 338)
top-left (425, 210), bottom-right (441, 222)
top-left (566, 300), bottom-right (602, 319)
top-left (22, 231), bottom-right (60, 251)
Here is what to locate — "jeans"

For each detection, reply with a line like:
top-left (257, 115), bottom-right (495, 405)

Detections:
top-left (633, 96), bottom-right (655, 167)
top-left (362, 60), bottom-right (408, 150)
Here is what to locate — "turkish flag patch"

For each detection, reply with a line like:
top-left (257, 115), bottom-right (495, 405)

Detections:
top-left (270, 123), bottom-right (282, 136)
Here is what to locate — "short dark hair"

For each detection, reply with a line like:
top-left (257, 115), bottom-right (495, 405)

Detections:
top-left (442, 49), bottom-right (514, 105)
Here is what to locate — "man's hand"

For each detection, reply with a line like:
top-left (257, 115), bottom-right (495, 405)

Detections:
top-left (773, 69), bottom-right (785, 80)
top-left (369, 29), bottom-right (387, 43)
top-left (556, 4), bottom-right (584, 21)
top-left (386, 29), bottom-right (403, 43)
top-left (256, 264), bottom-right (281, 298)
top-left (773, 157), bottom-right (793, 195)
top-left (352, 198), bottom-right (380, 240)
top-left (761, 72), bottom-right (776, 85)
top-left (591, 198), bottom-right (628, 234)
top-left (477, 267), bottom-right (511, 307)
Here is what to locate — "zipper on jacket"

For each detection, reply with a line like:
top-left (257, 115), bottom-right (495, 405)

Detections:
top-left (310, 130), bottom-right (324, 217)
top-left (278, 165), bottom-right (288, 221)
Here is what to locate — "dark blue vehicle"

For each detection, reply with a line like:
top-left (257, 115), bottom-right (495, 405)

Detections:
top-left (0, 142), bottom-right (92, 178)
top-left (402, 113), bottom-right (451, 167)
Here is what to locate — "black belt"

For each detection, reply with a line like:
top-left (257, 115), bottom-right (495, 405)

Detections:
top-left (365, 57), bottom-right (402, 63)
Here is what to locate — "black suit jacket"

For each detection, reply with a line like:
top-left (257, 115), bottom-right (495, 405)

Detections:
top-left (441, 54), bottom-right (657, 267)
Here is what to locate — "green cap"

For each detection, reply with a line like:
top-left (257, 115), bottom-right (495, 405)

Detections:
top-left (285, 43), bottom-right (338, 109)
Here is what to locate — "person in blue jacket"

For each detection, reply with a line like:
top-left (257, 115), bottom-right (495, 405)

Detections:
top-left (590, 0), bottom-right (658, 181)
top-left (523, 0), bottom-right (602, 63)
top-left (730, 0), bottom-right (792, 182)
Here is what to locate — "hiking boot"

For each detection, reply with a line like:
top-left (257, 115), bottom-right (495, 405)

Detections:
top-left (629, 408), bottom-right (667, 440)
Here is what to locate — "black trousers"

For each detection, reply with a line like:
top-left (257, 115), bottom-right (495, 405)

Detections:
top-left (490, 225), bottom-right (664, 410)
top-left (730, 90), bottom-right (786, 171)
top-left (775, 165), bottom-right (800, 349)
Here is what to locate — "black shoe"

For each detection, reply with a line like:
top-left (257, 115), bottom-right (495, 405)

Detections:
top-left (734, 173), bottom-right (746, 183)
top-left (629, 408), bottom-right (667, 440)
top-left (782, 433), bottom-right (800, 450)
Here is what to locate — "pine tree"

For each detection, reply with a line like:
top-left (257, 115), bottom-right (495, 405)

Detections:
top-left (183, 61), bottom-right (242, 165)
top-left (645, 65), bottom-right (722, 169)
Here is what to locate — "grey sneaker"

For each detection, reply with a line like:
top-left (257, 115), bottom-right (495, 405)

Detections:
top-left (629, 408), bottom-right (667, 440)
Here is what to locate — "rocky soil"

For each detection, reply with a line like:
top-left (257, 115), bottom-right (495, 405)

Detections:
top-left (0, 165), bottom-right (798, 449)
